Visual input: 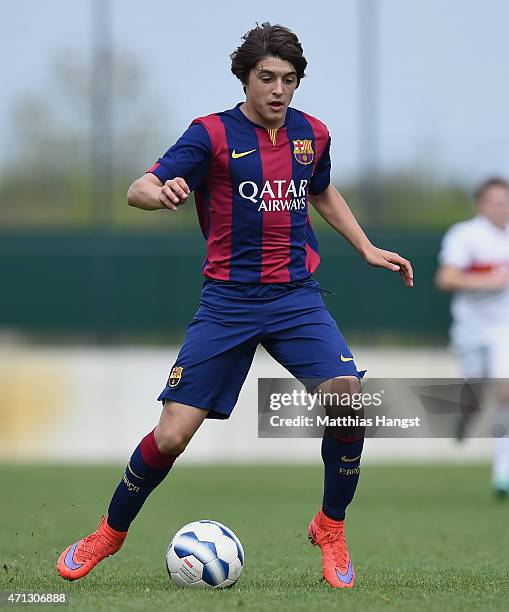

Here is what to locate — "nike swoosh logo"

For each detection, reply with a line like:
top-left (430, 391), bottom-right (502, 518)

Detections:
top-left (340, 355), bottom-right (354, 362)
top-left (336, 560), bottom-right (353, 584)
top-left (341, 454), bottom-right (361, 463)
top-left (232, 149), bottom-right (256, 159)
top-left (64, 542), bottom-right (83, 570)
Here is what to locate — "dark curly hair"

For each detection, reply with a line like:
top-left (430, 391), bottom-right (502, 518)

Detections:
top-left (230, 22), bottom-right (307, 90)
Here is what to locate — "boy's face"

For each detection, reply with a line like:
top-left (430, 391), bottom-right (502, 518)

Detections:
top-left (477, 185), bottom-right (509, 228)
top-left (244, 56), bottom-right (298, 127)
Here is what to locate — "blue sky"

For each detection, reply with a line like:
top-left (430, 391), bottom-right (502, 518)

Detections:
top-left (2, 0), bottom-right (509, 185)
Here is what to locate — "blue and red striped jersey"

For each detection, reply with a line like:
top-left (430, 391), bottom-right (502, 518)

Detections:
top-left (148, 103), bottom-right (331, 283)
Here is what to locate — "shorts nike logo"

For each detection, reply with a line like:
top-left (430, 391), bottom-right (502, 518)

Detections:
top-left (340, 354), bottom-right (354, 362)
top-left (232, 148), bottom-right (256, 159)
top-left (341, 454), bottom-right (361, 463)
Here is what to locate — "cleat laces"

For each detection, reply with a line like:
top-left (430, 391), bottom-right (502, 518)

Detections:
top-left (75, 519), bottom-right (117, 563)
top-left (315, 527), bottom-right (349, 569)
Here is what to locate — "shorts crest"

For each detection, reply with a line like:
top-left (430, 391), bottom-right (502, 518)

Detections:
top-left (168, 366), bottom-right (184, 388)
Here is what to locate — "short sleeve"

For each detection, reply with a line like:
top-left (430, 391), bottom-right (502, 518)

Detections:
top-left (438, 225), bottom-right (472, 269)
top-left (147, 123), bottom-right (212, 192)
top-left (309, 136), bottom-right (331, 195)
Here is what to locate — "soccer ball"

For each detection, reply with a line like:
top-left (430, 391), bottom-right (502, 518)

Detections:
top-left (166, 520), bottom-right (244, 588)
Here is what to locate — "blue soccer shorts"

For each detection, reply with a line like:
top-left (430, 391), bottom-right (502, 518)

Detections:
top-left (158, 278), bottom-right (365, 419)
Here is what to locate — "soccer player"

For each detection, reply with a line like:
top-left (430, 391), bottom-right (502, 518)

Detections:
top-left (56, 23), bottom-right (413, 588)
top-left (436, 178), bottom-right (509, 497)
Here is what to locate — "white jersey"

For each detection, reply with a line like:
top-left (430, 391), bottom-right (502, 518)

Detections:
top-left (438, 215), bottom-right (509, 348)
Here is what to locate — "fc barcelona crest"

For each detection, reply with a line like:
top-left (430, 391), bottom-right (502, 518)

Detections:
top-left (168, 366), bottom-right (184, 388)
top-left (293, 139), bottom-right (314, 165)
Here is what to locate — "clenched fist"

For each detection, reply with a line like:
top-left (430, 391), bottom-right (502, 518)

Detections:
top-left (159, 177), bottom-right (190, 211)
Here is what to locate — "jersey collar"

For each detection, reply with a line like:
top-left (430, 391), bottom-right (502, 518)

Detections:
top-left (476, 214), bottom-right (509, 234)
top-left (232, 102), bottom-right (292, 129)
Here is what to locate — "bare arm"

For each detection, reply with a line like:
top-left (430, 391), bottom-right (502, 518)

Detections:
top-left (127, 173), bottom-right (190, 211)
top-left (310, 184), bottom-right (414, 287)
top-left (435, 264), bottom-right (509, 292)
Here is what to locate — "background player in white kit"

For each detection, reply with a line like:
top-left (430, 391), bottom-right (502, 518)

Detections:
top-left (436, 177), bottom-right (509, 497)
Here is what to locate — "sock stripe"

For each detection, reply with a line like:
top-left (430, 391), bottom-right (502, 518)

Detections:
top-left (107, 431), bottom-right (181, 532)
top-left (139, 429), bottom-right (179, 469)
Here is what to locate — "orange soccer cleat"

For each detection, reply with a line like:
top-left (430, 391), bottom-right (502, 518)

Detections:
top-left (56, 516), bottom-right (127, 581)
top-left (308, 507), bottom-right (355, 588)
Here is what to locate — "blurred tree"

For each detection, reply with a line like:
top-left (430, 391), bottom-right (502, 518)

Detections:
top-left (310, 170), bottom-right (473, 232)
top-left (0, 50), bottom-right (474, 232)
top-left (0, 49), bottom-right (197, 229)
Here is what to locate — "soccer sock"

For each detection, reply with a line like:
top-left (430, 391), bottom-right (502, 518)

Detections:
top-left (107, 430), bottom-right (179, 532)
top-left (321, 434), bottom-right (364, 521)
top-left (493, 403), bottom-right (509, 489)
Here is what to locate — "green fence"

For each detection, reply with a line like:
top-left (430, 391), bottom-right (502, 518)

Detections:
top-left (0, 231), bottom-right (450, 341)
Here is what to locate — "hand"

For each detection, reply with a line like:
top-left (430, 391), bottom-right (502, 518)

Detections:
top-left (478, 269), bottom-right (509, 291)
top-left (362, 245), bottom-right (414, 288)
top-left (159, 177), bottom-right (190, 211)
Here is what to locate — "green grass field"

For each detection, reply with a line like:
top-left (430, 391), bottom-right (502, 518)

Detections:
top-left (1, 464), bottom-right (508, 612)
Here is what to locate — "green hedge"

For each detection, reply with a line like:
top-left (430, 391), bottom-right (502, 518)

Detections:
top-left (0, 231), bottom-right (450, 341)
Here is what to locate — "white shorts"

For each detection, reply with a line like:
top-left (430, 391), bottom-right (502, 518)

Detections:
top-left (454, 328), bottom-right (509, 379)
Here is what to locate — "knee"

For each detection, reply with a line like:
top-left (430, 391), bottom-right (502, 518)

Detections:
top-left (317, 376), bottom-right (362, 417)
top-left (318, 376), bottom-right (365, 440)
top-left (154, 426), bottom-right (192, 455)
top-left (496, 382), bottom-right (509, 405)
